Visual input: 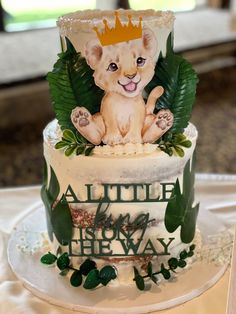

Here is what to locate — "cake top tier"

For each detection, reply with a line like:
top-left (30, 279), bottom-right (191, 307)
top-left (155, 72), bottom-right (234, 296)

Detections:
top-left (57, 9), bottom-right (175, 58)
top-left (57, 9), bottom-right (175, 32)
top-left (47, 9), bottom-right (198, 158)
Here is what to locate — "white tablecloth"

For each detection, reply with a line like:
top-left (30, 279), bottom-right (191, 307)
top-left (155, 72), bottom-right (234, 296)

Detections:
top-left (0, 175), bottom-right (236, 314)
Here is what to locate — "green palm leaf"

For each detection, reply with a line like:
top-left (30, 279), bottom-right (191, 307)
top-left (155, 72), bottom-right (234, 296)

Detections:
top-left (145, 34), bottom-right (198, 134)
top-left (164, 152), bottom-right (199, 243)
top-left (47, 37), bottom-right (104, 131)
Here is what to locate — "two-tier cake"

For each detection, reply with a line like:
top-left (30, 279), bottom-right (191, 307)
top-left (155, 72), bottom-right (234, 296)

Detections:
top-left (41, 9), bottom-right (199, 290)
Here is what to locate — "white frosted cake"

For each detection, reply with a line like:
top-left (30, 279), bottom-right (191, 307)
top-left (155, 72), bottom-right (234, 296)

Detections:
top-left (41, 9), bottom-right (199, 290)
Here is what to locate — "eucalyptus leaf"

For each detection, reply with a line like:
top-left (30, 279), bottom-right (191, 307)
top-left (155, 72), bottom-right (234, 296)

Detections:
top-left (40, 252), bottom-right (57, 265)
top-left (133, 266), bottom-right (145, 291)
top-left (179, 250), bottom-right (188, 260)
top-left (80, 259), bottom-right (97, 276)
top-left (161, 264), bottom-right (171, 280)
top-left (178, 260), bottom-right (187, 268)
top-left (99, 265), bottom-right (117, 286)
top-left (168, 257), bottom-right (178, 270)
top-left (134, 275), bottom-right (145, 291)
top-left (83, 269), bottom-right (100, 289)
top-left (57, 253), bottom-right (70, 270)
top-left (70, 270), bottom-right (83, 287)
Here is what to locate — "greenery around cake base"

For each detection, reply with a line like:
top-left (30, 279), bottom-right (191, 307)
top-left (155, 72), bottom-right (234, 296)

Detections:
top-left (40, 252), bottom-right (117, 289)
top-left (133, 244), bottom-right (196, 291)
top-left (47, 35), bottom-right (198, 158)
top-left (40, 245), bottom-right (195, 291)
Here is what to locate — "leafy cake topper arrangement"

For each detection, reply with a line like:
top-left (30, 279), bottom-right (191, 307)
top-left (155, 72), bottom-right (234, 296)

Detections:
top-left (47, 11), bottom-right (198, 157)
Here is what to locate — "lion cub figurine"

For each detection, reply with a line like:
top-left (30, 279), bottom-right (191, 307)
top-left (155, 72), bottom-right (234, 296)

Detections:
top-left (71, 27), bottom-right (173, 145)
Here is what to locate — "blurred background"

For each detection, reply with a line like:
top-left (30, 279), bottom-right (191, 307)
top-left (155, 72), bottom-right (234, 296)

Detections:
top-left (0, 0), bottom-right (236, 187)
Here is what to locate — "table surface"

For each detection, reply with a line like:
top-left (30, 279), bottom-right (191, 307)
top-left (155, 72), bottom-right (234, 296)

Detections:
top-left (0, 174), bottom-right (236, 314)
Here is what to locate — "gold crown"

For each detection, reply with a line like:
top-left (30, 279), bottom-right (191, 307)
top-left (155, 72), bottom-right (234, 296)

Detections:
top-left (93, 11), bottom-right (142, 46)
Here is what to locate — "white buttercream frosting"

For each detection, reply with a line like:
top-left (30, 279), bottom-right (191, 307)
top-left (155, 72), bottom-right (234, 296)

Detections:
top-left (43, 120), bottom-right (198, 284)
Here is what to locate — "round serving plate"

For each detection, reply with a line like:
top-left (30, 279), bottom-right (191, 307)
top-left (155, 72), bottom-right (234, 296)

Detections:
top-left (7, 203), bottom-right (228, 314)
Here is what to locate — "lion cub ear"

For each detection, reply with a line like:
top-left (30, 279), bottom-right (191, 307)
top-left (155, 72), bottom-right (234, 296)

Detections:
top-left (85, 38), bottom-right (103, 69)
top-left (142, 28), bottom-right (157, 57)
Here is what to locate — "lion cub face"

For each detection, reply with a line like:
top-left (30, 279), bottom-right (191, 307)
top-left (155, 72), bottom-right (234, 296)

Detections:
top-left (85, 28), bottom-right (157, 98)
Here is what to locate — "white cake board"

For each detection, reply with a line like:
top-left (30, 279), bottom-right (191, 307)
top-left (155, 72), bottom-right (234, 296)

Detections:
top-left (7, 203), bottom-right (228, 314)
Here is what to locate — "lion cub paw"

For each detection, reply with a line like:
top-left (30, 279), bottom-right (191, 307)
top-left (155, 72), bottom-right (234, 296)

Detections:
top-left (71, 107), bottom-right (101, 145)
top-left (156, 110), bottom-right (173, 131)
top-left (142, 109), bottom-right (174, 143)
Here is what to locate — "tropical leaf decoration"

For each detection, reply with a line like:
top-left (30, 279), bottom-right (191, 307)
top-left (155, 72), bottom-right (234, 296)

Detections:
top-left (145, 33), bottom-right (198, 135)
top-left (164, 151), bottom-right (199, 243)
top-left (47, 37), bottom-right (104, 131)
top-left (41, 159), bottom-right (73, 245)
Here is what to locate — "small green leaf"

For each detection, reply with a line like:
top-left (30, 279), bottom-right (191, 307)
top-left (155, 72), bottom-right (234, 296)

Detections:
top-left (180, 250), bottom-right (188, 260)
top-left (57, 253), bottom-right (70, 270)
top-left (80, 259), bottom-right (97, 276)
top-left (134, 275), bottom-right (145, 291)
top-left (65, 145), bottom-right (77, 156)
top-left (99, 265), bottom-right (117, 286)
top-left (190, 244), bottom-right (196, 251)
top-left (40, 252), bottom-right (57, 265)
top-left (133, 266), bottom-right (145, 291)
top-left (147, 262), bottom-right (153, 277)
top-left (173, 133), bottom-right (186, 142)
top-left (83, 269), bottom-right (100, 289)
top-left (178, 260), bottom-right (187, 268)
top-left (168, 257), bottom-right (178, 270)
top-left (174, 146), bottom-right (185, 157)
top-left (76, 146), bottom-right (85, 155)
top-left (55, 141), bottom-right (69, 149)
top-left (180, 140), bottom-right (192, 148)
top-left (63, 129), bottom-right (77, 142)
top-left (161, 264), bottom-right (171, 280)
top-left (70, 270), bottom-right (83, 287)
top-left (187, 251), bottom-right (194, 257)
top-left (85, 146), bottom-right (94, 156)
